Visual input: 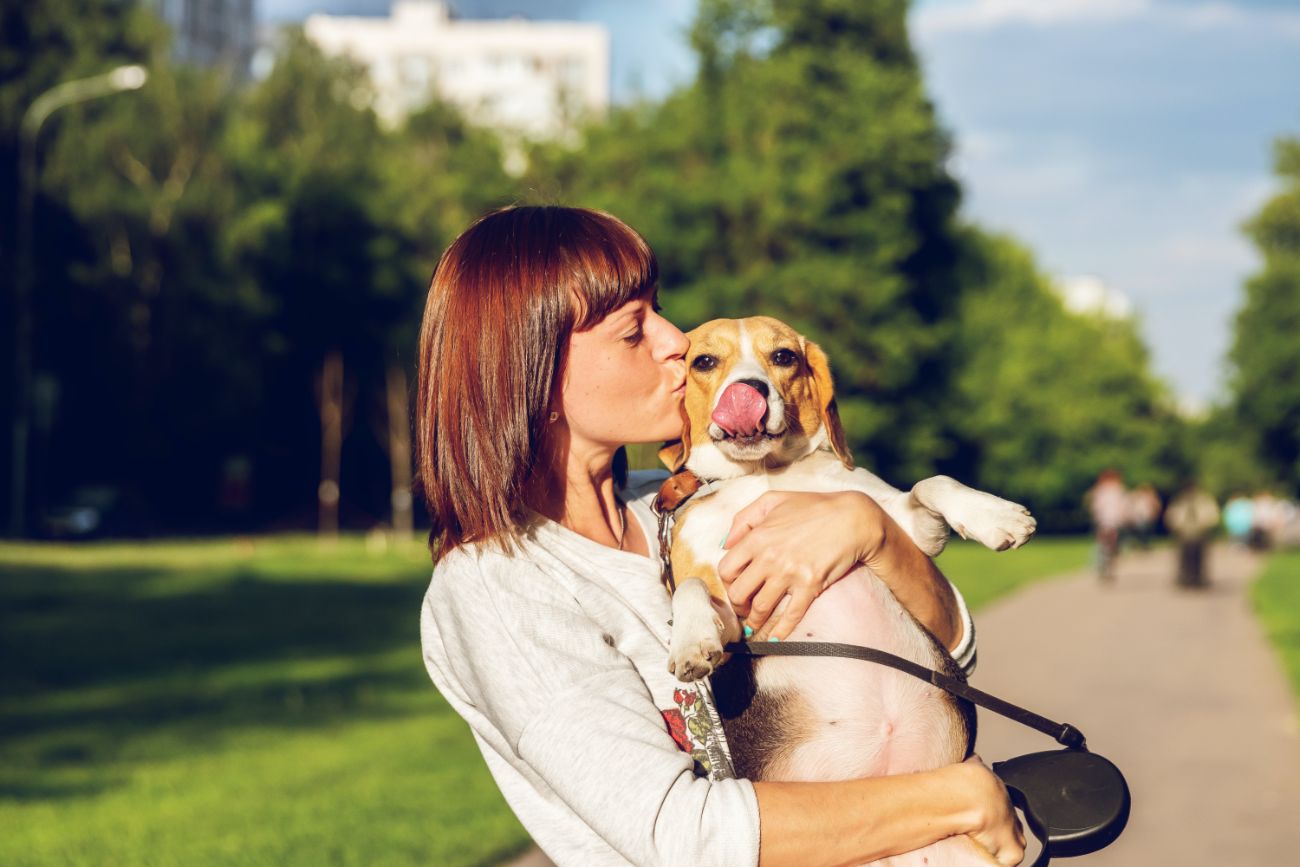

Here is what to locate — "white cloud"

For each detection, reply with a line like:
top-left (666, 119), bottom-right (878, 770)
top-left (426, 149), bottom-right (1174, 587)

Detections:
top-left (914, 0), bottom-right (1152, 35)
top-left (914, 0), bottom-right (1300, 39)
top-left (1056, 275), bottom-right (1136, 319)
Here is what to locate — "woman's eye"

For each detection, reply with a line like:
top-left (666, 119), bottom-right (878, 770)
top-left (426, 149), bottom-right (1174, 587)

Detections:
top-left (623, 328), bottom-right (645, 346)
top-left (692, 355), bottom-right (717, 372)
top-left (771, 348), bottom-right (798, 367)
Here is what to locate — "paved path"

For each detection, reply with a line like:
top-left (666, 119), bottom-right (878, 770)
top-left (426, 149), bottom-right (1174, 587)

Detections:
top-left (972, 545), bottom-right (1300, 865)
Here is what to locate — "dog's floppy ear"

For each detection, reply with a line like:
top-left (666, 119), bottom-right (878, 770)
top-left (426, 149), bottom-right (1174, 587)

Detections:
top-left (658, 399), bottom-right (693, 472)
top-left (804, 339), bottom-right (854, 469)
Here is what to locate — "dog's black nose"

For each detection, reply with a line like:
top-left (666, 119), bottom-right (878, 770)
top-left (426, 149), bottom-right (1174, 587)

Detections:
top-left (737, 378), bottom-right (770, 398)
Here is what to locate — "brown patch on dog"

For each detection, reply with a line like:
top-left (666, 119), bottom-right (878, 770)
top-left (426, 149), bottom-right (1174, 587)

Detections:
top-left (668, 501), bottom-right (733, 616)
top-left (801, 338), bottom-right (853, 469)
top-left (712, 655), bottom-right (819, 781)
top-left (658, 398), bottom-right (694, 473)
top-left (680, 320), bottom-right (742, 453)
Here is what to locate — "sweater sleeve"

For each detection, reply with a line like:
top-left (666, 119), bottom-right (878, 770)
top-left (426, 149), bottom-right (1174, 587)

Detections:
top-left (947, 578), bottom-right (977, 677)
top-left (422, 550), bottom-right (760, 867)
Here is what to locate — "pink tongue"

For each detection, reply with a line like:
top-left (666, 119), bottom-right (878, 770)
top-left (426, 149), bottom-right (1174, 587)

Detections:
top-left (712, 382), bottom-right (768, 437)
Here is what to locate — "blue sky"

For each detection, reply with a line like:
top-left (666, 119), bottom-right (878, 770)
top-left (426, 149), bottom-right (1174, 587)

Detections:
top-left (261, 0), bottom-right (1300, 408)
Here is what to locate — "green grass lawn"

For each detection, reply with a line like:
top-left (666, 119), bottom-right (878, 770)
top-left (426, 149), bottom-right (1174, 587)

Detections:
top-left (0, 536), bottom-right (529, 867)
top-left (1253, 548), bottom-right (1300, 699)
top-left (0, 533), bottom-right (1090, 866)
top-left (938, 536), bottom-right (1093, 611)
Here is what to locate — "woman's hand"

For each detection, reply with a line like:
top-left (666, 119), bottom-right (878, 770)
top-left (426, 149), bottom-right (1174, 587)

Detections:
top-left (954, 756), bottom-right (1027, 865)
top-left (718, 491), bottom-right (886, 639)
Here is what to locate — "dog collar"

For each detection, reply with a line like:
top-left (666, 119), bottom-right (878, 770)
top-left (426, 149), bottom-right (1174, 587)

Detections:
top-left (652, 470), bottom-right (722, 593)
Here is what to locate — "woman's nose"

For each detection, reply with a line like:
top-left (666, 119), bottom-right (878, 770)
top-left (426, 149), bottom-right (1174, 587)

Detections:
top-left (653, 315), bottom-right (689, 361)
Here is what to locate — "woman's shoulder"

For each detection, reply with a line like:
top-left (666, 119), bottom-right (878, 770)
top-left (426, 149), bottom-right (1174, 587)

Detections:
top-left (427, 532), bottom-right (581, 613)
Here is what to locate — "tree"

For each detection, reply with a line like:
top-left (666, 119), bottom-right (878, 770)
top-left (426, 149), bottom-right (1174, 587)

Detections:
top-left (528, 0), bottom-right (966, 482)
top-left (1, 0), bottom-right (163, 529)
top-left (950, 230), bottom-right (1188, 528)
top-left (1228, 135), bottom-right (1300, 495)
top-left (36, 60), bottom-right (251, 529)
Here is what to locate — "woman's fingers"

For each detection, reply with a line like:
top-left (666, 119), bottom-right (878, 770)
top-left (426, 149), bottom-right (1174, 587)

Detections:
top-left (960, 756), bottom-right (1026, 866)
top-left (723, 491), bottom-right (785, 548)
top-left (728, 564), bottom-right (764, 623)
top-left (745, 579), bottom-right (789, 632)
top-left (767, 587), bottom-right (816, 640)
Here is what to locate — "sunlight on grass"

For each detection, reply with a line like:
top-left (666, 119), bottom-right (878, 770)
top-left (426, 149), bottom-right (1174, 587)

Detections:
top-left (939, 536), bottom-right (1092, 611)
top-left (0, 533), bottom-right (1089, 865)
top-left (0, 535), bottom-right (529, 867)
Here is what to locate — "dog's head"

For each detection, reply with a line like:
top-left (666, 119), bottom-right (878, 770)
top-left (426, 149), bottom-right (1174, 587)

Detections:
top-left (658, 316), bottom-right (852, 479)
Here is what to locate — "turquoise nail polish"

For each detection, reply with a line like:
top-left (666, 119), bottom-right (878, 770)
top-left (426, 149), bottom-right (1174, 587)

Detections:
top-left (743, 625), bottom-right (754, 638)
top-left (719, 536), bottom-right (727, 549)
top-left (768, 636), bottom-right (780, 643)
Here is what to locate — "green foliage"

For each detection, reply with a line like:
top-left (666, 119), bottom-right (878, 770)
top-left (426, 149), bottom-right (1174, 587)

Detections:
top-left (6, 0), bottom-right (1189, 533)
top-left (1228, 136), bottom-right (1300, 496)
top-left (8, 15), bottom-right (511, 529)
top-left (527, 0), bottom-right (965, 481)
top-left (951, 231), bottom-right (1189, 527)
top-left (1189, 407), bottom-right (1275, 499)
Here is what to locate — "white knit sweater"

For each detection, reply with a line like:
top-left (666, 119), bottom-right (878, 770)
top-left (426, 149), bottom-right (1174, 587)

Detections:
top-left (420, 471), bottom-right (976, 867)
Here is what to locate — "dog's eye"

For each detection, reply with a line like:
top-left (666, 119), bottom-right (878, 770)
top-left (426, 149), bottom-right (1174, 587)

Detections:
top-left (770, 348), bottom-right (798, 368)
top-left (692, 355), bottom-right (717, 372)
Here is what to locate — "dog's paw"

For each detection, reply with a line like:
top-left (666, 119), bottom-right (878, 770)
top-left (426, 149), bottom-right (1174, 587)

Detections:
top-left (668, 633), bottom-right (724, 682)
top-left (667, 619), bottom-right (725, 682)
top-left (950, 493), bottom-right (1037, 552)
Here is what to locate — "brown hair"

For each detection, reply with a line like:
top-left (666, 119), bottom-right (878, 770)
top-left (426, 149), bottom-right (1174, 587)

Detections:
top-left (415, 205), bottom-right (658, 560)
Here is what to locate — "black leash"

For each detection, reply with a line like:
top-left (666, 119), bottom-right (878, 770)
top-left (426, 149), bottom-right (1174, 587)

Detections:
top-left (724, 640), bottom-right (1087, 751)
top-left (725, 640), bottom-right (1129, 867)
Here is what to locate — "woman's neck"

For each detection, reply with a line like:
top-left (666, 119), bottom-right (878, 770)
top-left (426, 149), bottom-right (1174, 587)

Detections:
top-left (528, 437), bottom-right (636, 553)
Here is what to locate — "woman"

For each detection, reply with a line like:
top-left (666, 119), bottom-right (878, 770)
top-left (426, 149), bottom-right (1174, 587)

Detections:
top-left (416, 206), bottom-right (1023, 867)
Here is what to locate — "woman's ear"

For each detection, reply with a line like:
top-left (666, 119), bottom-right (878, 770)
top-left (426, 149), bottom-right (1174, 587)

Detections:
top-left (657, 401), bottom-right (693, 472)
top-left (804, 339), bottom-right (854, 469)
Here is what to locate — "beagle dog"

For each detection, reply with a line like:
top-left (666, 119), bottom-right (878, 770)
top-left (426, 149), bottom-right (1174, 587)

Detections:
top-left (659, 316), bottom-right (1035, 866)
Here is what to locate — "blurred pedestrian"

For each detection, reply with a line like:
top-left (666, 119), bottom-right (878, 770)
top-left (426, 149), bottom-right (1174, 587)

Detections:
top-left (1126, 484), bottom-right (1162, 549)
top-left (1252, 491), bottom-right (1284, 551)
top-left (1222, 494), bottom-right (1255, 547)
top-left (1164, 483), bottom-right (1219, 589)
top-left (1086, 469), bottom-right (1127, 583)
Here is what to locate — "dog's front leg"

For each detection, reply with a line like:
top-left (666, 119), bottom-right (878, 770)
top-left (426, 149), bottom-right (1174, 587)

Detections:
top-left (909, 475), bottom-right (1037, 552)
top-left (667, 577), bottom-right (742, 682)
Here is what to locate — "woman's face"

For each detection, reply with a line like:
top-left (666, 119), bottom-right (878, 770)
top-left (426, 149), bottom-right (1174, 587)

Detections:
top-left (560, 293), bottom-right (689, 448)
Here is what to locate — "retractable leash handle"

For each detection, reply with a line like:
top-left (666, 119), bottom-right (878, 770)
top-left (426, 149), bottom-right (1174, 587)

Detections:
top-left (993, 750), bottom-right (1130, 867)
top-left (725, 641), bottom-right (1131, 865)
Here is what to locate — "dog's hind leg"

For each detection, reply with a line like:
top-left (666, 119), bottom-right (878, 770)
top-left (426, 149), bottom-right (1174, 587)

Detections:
top-left (909, 476), bottom-right (1036, 553)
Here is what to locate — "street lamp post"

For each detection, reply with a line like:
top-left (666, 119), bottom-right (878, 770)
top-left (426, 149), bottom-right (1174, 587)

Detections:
top-left (9, 64), bottom-right (148, 538)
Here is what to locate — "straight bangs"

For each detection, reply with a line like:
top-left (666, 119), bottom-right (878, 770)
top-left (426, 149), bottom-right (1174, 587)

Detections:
top-left (416, 206), bottom-right (657, 561)
top-left (560, 211), bottom-right (659, 331)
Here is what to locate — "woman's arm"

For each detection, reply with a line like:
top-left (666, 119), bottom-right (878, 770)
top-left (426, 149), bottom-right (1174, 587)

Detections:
top-left (719, 491), bottom-right (963, 648)
top-left (425, 547), bottom-right (1018, 867)
top-left (756, 758), bottom-right (1024, 866)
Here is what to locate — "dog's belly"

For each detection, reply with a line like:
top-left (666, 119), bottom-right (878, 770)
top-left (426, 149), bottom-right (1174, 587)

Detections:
top-left (713, 570), bottom-right (983, 866)
top-left (715, 567), bottom-right (973, 784)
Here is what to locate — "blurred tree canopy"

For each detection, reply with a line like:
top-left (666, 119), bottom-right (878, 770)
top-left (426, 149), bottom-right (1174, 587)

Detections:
top-left (1221, 136), bottom-right (1300, 496)
top-left (3, 0), bottom-right (1195, 534)
top-left (528, 0), bottom-right (966, 481)
top-left (950, 231), bottom-right (1187, 526)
